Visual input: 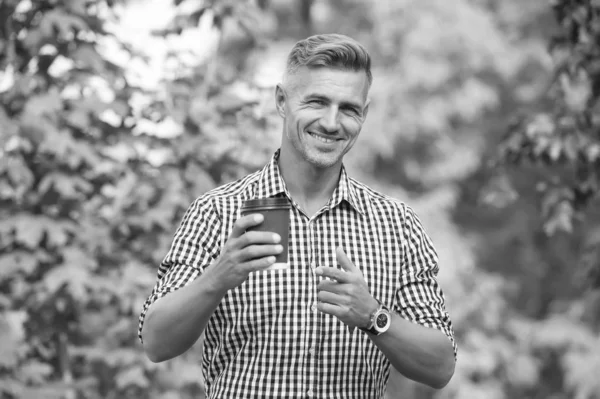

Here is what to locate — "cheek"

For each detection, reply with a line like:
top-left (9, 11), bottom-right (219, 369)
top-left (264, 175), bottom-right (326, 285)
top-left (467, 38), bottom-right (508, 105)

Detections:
top-left (341, 118), bottom-right (363, 136)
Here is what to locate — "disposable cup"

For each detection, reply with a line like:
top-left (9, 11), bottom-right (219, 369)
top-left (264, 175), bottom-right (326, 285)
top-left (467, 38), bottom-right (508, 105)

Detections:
top-left (240, 197), bottom-right (290, 270)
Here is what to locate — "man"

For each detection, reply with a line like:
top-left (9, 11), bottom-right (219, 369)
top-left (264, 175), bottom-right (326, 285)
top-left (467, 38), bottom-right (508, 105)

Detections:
top-left (139, 33), bottom-right (456, 398)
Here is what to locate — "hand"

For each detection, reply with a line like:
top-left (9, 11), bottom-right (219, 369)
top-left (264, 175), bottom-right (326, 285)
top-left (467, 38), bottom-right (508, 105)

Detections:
top-left (206, 213), bottom-right (283, 292)
top-left (315, 247), bottom-right (379, 330)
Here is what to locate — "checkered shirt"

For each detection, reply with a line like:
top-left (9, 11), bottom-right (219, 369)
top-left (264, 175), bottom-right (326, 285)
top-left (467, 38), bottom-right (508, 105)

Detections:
top-left (138, 150), bottom-right (456, 399)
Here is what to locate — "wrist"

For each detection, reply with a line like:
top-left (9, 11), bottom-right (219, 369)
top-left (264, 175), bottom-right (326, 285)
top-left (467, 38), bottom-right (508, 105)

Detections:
top-left (200, 266), bottom-right (229, 297)
top-left (360, 299), bottom-right (392, 336)
top-left (362, 297), bottom-right (380, 329)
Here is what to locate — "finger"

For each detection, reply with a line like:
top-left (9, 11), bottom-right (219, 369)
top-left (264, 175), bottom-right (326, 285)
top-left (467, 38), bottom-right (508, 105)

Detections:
top-left (317, 279), bottom-right (344, 294)
top-left (238, 244), bottom-right (283, 262)
top-left (235, 230), bottom-right (281, 249)
top-left (229, 214), bottom-right (264, 239)
top-left (317, 290), bottom-right (345, 305)
top-left (315, 266), bottom-right (349, 282)
top-left (316, 301), bottom-right (343, 317)
top-left (336, 247), bottom-right (357, 273)
top-left (242, 255), bottom-right (277, 272)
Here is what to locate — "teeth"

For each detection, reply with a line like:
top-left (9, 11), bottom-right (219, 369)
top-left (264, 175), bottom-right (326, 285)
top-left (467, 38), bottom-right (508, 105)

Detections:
top-left (309, 132), bottom-right (335, 143)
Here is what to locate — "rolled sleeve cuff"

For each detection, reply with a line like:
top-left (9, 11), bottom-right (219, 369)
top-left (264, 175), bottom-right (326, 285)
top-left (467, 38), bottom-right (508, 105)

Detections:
top-left (137, 263), bottom-right (203, 344)
top-left (396, 307), bottom-right (457, 360)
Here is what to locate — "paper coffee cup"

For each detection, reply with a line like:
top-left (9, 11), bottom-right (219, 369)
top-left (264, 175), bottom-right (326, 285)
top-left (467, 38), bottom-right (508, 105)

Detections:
top-left (240, 197), bottom-right (290, 270)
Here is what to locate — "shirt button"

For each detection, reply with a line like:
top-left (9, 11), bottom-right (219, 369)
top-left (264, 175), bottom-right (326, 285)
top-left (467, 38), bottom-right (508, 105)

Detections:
top-left (310, 303), bottom-right (317, 312)
top-left (309, 347), bottom-right (315, 356)
top-left (310, 261), bottom-right (317, 270)
top-left (307, 390), bottom-right (314, 397)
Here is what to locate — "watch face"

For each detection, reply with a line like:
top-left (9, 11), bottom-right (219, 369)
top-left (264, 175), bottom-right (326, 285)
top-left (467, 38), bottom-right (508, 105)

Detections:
top-left (376, 313), bottom-right (389, 329)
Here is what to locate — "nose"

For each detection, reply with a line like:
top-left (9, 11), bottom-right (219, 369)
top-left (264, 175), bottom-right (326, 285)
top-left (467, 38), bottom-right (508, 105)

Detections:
top-left (319, 107), bottom-right (341, 133)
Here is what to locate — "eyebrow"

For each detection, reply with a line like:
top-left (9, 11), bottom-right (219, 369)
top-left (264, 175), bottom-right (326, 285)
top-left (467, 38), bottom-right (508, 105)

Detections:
top-left (304, 93), bottom-right (363, 110)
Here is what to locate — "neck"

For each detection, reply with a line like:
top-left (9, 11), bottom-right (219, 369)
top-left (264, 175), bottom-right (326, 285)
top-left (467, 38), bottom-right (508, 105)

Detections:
top-left (278, 149), bottom-right (342, 216)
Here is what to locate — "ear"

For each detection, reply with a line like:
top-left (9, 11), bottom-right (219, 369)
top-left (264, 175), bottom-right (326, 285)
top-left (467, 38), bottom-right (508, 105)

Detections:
top-left (275, 84), bottom-right (286, 118)
top-left (361, 98), bottom-right (371, 121)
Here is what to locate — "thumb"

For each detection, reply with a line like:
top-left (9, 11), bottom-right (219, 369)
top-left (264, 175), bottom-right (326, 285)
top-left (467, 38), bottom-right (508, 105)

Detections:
top-left (336, 247), bottom-right (357, 272)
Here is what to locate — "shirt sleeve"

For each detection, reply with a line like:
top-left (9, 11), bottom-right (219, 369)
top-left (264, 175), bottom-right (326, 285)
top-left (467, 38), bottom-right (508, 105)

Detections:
top-left (394, 205), bottom-right (457, 358)
top-left (138, 196), bottom-right (222, 344)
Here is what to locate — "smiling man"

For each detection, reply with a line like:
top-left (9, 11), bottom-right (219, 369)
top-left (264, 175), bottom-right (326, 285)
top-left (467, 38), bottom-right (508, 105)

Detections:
top-left (139, 34), bottom-right (457, 399)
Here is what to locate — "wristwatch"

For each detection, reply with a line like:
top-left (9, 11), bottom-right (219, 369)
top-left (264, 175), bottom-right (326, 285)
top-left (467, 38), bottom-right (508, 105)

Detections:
top-left (360, 301), bottom-right (392, 335)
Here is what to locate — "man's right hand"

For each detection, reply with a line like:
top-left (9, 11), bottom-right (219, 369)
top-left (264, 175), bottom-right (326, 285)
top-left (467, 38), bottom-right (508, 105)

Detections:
top-left (206, 213), bottom-right (283, 292)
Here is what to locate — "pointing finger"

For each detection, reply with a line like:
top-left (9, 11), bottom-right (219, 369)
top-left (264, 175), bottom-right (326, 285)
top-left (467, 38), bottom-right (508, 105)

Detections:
top-left (336, 247), bottom-right (357, 273)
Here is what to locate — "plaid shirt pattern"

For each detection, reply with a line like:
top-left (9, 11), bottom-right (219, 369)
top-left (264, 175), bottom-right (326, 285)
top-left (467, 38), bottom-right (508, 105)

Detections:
top-left (139, 150), bottom-right (456, 399)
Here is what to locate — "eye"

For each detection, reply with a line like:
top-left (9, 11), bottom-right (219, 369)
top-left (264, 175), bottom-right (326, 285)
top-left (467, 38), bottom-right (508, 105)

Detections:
top-left (343, 107), bottom-right (360, 116)
top-left (308, 99), bottom-right (326, 106)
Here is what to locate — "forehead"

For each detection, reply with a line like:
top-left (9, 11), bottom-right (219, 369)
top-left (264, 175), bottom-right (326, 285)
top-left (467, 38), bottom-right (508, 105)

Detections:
top-left (288, 67), bottom-right (369, 104)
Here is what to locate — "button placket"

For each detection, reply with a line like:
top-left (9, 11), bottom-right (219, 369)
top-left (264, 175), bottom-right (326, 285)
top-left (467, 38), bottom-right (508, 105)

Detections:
top-left (306, 218), bottom-right (318, 398)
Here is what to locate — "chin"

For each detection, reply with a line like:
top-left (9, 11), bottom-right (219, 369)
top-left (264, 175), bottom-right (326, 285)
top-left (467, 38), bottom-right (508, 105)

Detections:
top-left (305, 153), bottom-right (340, 169)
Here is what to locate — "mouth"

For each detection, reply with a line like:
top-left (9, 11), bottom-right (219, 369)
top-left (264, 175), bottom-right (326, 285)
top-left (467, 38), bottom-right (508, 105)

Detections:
top-left (307, 131), bottom-right (340, 144)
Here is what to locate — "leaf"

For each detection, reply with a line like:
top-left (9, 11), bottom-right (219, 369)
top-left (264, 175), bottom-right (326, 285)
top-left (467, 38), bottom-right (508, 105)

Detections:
top-left (43, 264), bottom-right (92, 301)
top-left (583, 143), bottom-right (600, 162)
top-left (64, 0), bottom-right (88, 15)
top-left (478, 172), bottom-right (518, 208)
top-left (44, 221), bottom-right (73, 248)
top-left (505, 354), bottom-right (540, 387)
top-left (38, 172), bottom-right (93, 199)
top-left (544, 199), bottom-right (574, 235)
top-left (116, 365), bottom-right (149, 389)
top-left (39, 9), bottom-right (89, 41)
top-left (66, 108), bottom-right (91, 130)
top-left (563, 346), bottom-right (600, 399)
top-left (22, 88), bottom-right (62, 119)
top-left (14, 215), bottom-right (46, 248)
top-left (533, 315), bottom-right (596, 349)
top-left (9, 215), bottom-right (74, 249)
top-left (525, 114), bottom-right (555, 138)
top-left (69, 139), bottom-right (103, 169)
top-left (561, 136), bottom-right (578, 161)
top-left (100, 348), bottom-right (141, 367)
top-left (18, 360), bottom-right (54, 384)
top-left (548, 139), bottom-right (563, 162)
top-left (72, 45), bottom-right (107, 74)
top-left (42, 246), bottom-right (99, 299)
top-left (5, 156), bottom-right (35, 198)
top-left (532, 136), bottom-right (551, 157)
top-left (0, 251), bottom-right (39, 279)
top-left (0, 311), bottom-right (27, 368)
top-left (64, 246), bottom-right (97, 270)
top-left (38, 129), bottom-right (75, 159)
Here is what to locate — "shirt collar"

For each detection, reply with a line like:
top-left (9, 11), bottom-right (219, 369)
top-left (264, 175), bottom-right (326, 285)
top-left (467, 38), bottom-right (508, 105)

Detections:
top-left (329, 166), bottom-right (366, 216)
top-left (254, 150), bottom-right (290, 200)
top-left (254, 150), bottom-right (366, 216)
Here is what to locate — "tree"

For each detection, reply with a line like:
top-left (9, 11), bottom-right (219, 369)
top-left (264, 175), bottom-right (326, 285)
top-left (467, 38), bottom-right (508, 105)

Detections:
top-left (497, 0), bottom-right (600, 288)
top-left (0, 0), bottom-right (278, 397)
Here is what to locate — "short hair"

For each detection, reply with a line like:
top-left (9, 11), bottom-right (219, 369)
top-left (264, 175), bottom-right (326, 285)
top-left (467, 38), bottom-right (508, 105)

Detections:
top-left (284, 34), bottom-right (372, 87)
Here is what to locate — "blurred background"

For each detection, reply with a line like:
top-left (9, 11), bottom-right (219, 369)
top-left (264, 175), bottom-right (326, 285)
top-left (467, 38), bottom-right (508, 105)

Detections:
top-left (1, 0), bottom-right (600, 398)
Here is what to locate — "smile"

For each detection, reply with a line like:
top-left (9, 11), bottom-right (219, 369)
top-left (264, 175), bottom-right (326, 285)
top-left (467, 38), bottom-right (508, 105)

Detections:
top-left (308, 132), bottom-right (338, 144)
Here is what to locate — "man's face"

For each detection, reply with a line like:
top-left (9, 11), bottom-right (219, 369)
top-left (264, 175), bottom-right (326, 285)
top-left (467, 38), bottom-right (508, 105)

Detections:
top-left (276, 67), bottom-right (370, 169)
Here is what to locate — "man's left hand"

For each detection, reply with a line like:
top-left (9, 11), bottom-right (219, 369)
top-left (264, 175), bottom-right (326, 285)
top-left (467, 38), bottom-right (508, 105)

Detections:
top-left (315, 247), bottom-right (379, 330)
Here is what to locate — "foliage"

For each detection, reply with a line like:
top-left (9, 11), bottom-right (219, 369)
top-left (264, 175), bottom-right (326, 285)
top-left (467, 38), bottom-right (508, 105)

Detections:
top-left (319, 0), bottom-right (600, 398)
top-left (496, 0), bottom-right (600, 285)
top-left (2, 0), bottom-right (600, 398)
top-left (0, 0), bottom-right (277, 397)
